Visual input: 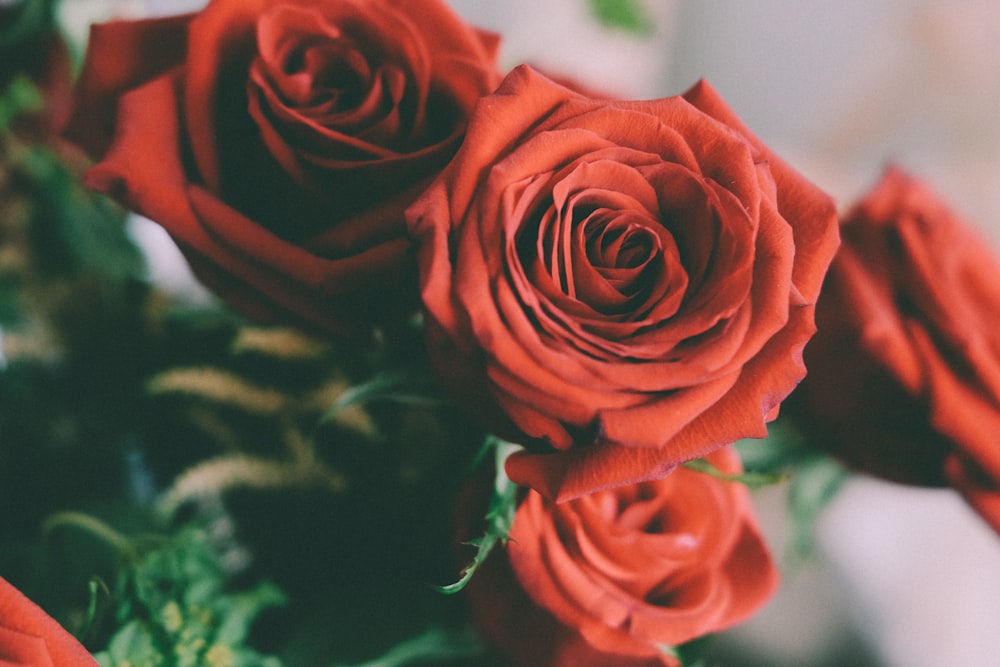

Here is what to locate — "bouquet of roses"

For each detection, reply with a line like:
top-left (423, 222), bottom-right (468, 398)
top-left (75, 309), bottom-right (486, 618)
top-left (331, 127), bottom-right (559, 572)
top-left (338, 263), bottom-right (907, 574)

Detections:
top-left (2, 0), bottom-right (999, 665)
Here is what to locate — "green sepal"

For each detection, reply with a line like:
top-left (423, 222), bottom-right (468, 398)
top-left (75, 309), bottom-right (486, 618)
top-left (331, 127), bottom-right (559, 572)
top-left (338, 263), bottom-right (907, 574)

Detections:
top-left (93, 619), bottom-right (162, 667)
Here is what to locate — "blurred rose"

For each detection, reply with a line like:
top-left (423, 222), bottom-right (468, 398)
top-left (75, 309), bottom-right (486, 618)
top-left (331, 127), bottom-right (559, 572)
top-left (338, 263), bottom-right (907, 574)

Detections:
top-left (464, 447), bottom-right (778, 666)
top-left (408, 65), bottom-right (839, 500)
top-left (787, 167), bottom-right (1000, 534)
top-left (0, 576), bottom-right (98, 665)
top-left (64, 0), bottom-right (500, 341)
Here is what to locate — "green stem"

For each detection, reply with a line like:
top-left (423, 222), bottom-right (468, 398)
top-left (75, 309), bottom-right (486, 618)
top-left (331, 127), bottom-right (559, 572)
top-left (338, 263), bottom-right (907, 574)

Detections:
top-left (43, 511), bottom-right (140, 564)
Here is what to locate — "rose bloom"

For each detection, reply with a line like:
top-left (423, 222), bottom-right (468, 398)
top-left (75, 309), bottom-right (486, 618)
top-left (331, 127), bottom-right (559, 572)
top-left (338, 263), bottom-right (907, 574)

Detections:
top-left (64, 0), bottom-right (500, 340)
top-left (0, 576), bottom-right (98, 666)
top-left (464, 447), bottom-right (778, 667)
top-left (407, 65), bottom-right (839, 500)
top-left (786, 167), bottom-right (1000, 534)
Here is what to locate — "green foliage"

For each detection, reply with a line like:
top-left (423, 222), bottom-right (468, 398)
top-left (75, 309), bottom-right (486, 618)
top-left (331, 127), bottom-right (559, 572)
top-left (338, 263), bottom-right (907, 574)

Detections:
top-left (736, 422), bottom-right (851, 560)
top-left (322, 361), bottom-right (451, 421)
top-left (0, 130), bottom-right (142, 333)
top-left (17, 142), bottom-right (141, 283)
top-left (586, 0), bottom-right (654, 37)
top-left (434, 438), bottom-right (520, 595)
top-left (786, 449), bottom-right (850, 560)
top-left (658, 633), bottom-right (713, 666)
top-left (127, 319), bottom-right (487, 665)
top-left (0, 76), bottom-right (43, 131)
top-left (88, 521), bottom-right (286, 667)
top-left (0, 0), bottom-right (56, 49)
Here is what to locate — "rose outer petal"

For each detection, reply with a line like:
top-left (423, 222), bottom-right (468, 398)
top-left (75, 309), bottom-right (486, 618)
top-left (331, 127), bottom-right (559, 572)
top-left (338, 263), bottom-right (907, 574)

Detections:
top-left (0, 577), bottom-right (98, 666)
top-left (63, 13), bottom-right (192, 159)
top-left (680, 80), bottom-right (839, 306)
top-left (507, 301), bottom-right (815, 500)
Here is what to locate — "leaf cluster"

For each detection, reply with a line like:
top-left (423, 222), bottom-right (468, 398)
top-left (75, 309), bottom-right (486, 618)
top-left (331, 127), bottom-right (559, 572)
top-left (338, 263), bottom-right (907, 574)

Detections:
top-left (88, 521), bottom-right (286, 667)
top-left (586, 0), bottom-right (655, 37)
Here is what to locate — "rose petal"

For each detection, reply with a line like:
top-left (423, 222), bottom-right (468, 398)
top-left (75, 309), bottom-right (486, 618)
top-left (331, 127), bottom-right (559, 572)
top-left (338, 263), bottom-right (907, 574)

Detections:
top-left (0, 577), bottom-right (98, 666)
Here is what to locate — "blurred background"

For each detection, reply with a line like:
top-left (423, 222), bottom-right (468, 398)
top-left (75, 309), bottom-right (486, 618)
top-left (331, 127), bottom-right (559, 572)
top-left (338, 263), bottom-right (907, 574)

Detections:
top-left (39, 0), bottom-right (1000, 664)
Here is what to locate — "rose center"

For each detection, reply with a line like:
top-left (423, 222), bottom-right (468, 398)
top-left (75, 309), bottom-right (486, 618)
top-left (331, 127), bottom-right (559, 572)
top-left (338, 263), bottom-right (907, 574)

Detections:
top-left (250, 4), bottom-right (434, 161)
top-left (527, 160), bottom-right (691, 322)
top-left (586, 215), bottom-right (657, 272)
top-left (282, 39), bottom-right (371, 109)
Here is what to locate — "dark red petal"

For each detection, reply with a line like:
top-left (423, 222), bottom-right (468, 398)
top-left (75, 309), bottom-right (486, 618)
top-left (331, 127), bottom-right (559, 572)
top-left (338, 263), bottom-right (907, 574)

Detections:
top-left (63, 13), bottom-right (191, 159)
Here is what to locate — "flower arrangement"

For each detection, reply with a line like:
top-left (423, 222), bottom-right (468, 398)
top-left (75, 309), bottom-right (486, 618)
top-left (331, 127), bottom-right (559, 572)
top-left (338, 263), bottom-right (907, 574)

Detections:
top-left (2, 1), bottom-right (999, 665)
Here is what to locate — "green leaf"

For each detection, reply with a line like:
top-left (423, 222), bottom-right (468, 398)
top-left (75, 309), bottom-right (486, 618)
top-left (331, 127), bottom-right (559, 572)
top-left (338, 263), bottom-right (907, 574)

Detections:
top-left (81, 577), bottom-right (114, 645)
top-left (322, 364), bottom-right (450, 421)
top-left (96, 620), bottom-right (163, 667)
top-left (734, 420), bottom-right (807, 474)
top-left (15, 143), bottom-right (142, 282)
top-left (0, 76), bottom-right (43, 130)
top-left (673, 633), bottom-right (714, 666)
top-left (787, 452), bottom-right (850, 560)
top-left (213, 582), bottom-right (287, 646)
top-left (586, 0), bottom-right (654, 36)
top-left (434, 439), bottom-right (520, 594)
top-left (734, 420), bottom-right (853, 561)
top-left (682, 458), bottom-right (788, 489)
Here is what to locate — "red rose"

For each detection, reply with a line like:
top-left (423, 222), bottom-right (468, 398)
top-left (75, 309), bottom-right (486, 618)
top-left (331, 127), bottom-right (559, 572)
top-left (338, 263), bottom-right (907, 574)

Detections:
top-left (407, 65), bottom-right (839, 500)
top-left (64, 0), bottom-right (501, 340)
top-left (465, 447), bottom-right (778, 666)
top-left (0, 576), bottom-right (98, 666)
top-left (787, 167), bottom-right (1000, 534)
